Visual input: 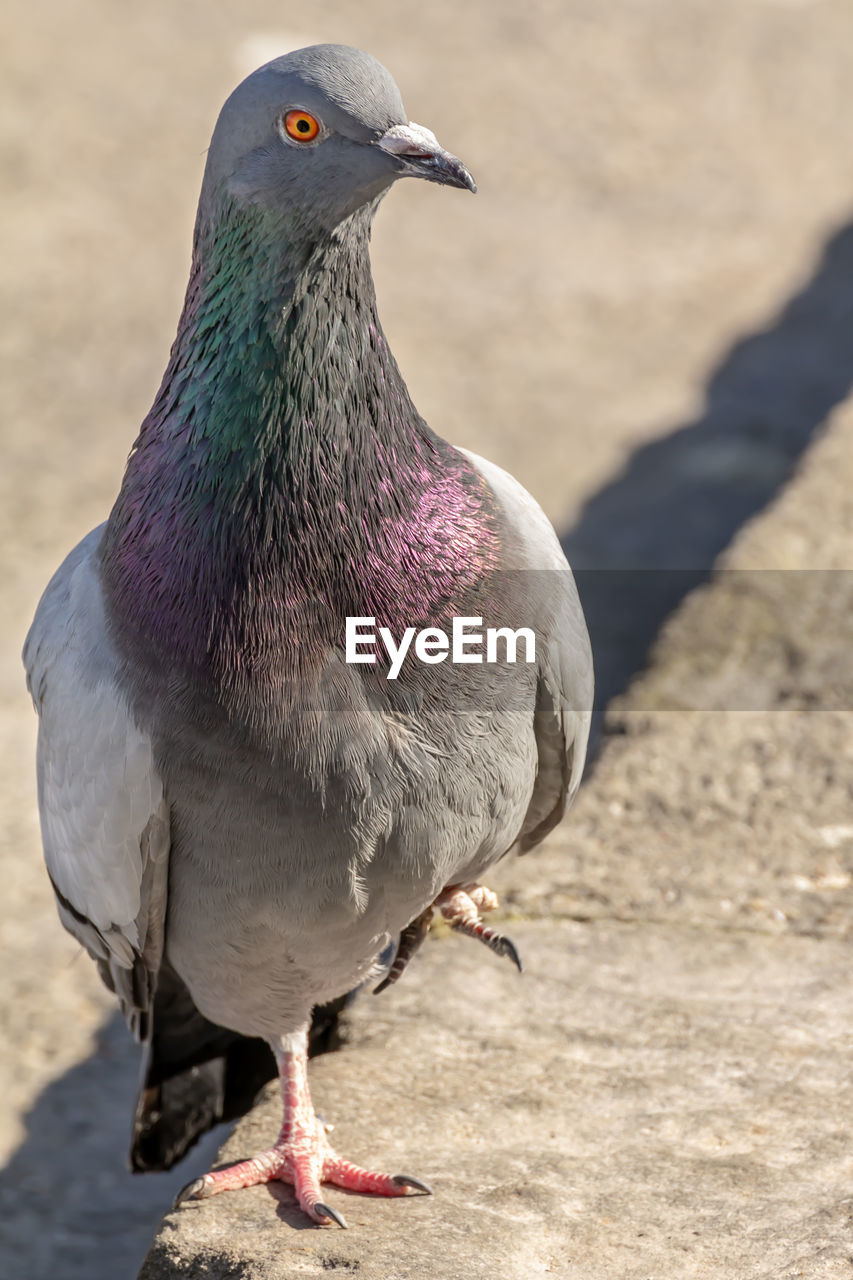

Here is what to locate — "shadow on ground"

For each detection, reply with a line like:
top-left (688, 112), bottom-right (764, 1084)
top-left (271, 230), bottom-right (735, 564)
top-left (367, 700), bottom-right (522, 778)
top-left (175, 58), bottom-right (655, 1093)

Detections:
top-left (0, 1013), bottom-right (227, 1280)
top-left (565, 220), bottom-right (853, 735)
top-left (5, 219), bottom-right (853, 1280)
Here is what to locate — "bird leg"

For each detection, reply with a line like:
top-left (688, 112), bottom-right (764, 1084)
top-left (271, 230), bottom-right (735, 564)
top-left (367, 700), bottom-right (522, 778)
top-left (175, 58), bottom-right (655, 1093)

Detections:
top-left (373, 907), bottom-right (433, 994)
top-left (436, 883), bottom-right (523, 973)
top-left (375, 884), bottom-right (523, 993)
top-left (174, 1025), bottom-right (430, 1227)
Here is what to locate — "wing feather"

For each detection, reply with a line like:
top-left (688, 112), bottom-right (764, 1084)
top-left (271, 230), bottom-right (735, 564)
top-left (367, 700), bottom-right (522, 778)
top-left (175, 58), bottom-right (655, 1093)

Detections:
top-left (23, 524), bottom-right (169, 1034)
top-left (461, 450), bottom-right (594, 851)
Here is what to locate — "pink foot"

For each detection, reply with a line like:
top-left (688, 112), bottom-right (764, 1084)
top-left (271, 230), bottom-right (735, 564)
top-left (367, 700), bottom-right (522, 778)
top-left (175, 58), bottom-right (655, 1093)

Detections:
top-left (173, 1027), bottom-right (430, 1227)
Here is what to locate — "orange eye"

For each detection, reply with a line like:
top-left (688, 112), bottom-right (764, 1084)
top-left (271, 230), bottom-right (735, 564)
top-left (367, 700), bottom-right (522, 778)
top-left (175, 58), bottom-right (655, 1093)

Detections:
top-left (284, 110), bottom-right (321, 143)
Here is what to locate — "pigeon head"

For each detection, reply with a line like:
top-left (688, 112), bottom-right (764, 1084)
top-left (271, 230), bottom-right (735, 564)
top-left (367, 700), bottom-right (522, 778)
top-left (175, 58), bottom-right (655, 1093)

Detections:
top-left (201, 44), bottom-right (476, 232)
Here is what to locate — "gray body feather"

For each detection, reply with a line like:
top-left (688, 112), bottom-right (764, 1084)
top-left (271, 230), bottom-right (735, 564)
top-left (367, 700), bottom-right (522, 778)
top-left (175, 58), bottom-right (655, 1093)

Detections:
top-left (24, 451), bottom-right (591, 1043)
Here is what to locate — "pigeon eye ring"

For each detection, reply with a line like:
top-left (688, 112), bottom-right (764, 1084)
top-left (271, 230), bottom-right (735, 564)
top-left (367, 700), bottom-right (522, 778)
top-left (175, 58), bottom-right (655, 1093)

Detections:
top-left (282, 108), bottom-right (322, 143)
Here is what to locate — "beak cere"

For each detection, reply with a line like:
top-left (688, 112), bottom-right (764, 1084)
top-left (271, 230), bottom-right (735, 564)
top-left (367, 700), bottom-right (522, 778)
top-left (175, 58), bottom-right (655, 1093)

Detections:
top-left (376, 122), bottom-right (477, 193)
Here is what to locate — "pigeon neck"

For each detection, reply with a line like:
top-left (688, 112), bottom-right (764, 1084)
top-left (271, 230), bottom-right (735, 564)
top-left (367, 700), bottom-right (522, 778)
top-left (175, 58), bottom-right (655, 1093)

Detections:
top-left (149, 196), bottom-right (401, 458)
top-left (102, 196), bottom-right (500, 690)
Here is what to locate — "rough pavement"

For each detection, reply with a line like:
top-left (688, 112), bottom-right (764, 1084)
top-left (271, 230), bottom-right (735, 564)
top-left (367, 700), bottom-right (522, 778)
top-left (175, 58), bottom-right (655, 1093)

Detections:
top-left (140, 924), bottom-right (853, 1280)
top-left (3, 2), bottom-right (853, 1278)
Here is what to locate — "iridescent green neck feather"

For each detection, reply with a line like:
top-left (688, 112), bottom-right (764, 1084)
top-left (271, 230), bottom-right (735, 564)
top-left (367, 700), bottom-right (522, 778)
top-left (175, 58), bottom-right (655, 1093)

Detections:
top-left (101, 193), bottom-right (499, 694)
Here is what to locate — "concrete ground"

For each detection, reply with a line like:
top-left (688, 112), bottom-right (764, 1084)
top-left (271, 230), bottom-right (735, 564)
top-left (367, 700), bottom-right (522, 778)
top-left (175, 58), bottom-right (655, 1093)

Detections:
top-left (2, 2), bottom-right (852, 1277)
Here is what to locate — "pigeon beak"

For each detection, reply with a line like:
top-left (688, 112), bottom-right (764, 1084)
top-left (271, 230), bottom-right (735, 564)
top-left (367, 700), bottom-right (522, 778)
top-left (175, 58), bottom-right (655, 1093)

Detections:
top-left (375, 122), bottom-right (477, 193)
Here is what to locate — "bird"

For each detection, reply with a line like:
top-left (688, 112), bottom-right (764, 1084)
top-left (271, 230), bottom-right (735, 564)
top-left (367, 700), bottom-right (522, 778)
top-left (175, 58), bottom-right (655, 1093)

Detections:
top-left (23, 44), bottom-right (593, 1229)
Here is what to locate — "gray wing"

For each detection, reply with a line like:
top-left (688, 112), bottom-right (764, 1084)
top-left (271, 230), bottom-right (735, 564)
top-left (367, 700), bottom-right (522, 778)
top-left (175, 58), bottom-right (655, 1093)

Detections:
top-left (23, 525), bottom-right (169, 1039)
top-left (462, 450), bottom-right (594, 852)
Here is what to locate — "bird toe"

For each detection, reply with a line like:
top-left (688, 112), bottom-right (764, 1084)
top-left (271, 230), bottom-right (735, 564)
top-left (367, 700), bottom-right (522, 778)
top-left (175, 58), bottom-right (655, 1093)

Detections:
top-left (494, 932), bottom-right (524, 973)
top-left (173, 1176), bottom-right (208, 1210)
top-left (392, 1173), bottom-right (433, 1195)
top-left (313, 1201), bottom-right (348, 1228)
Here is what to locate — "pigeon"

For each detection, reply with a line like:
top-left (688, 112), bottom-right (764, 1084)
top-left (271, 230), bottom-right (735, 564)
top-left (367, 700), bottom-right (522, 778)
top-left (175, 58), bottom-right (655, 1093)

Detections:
top-left (23, 44), bottom-right (593, 1228)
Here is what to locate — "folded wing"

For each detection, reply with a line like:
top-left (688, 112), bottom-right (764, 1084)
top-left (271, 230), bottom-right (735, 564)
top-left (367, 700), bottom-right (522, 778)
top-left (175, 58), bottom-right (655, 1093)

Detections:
top-left (461, 451), bottom-right (594, 852)
top-left (23, 525), bottom-right (169, 1040)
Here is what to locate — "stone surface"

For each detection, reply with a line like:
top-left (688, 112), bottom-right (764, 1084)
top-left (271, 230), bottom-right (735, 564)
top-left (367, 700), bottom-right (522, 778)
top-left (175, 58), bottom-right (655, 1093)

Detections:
top-left (139, 920), bottom-right (853, 1279)
top-left (3, 2), bottom-right (853, 1278)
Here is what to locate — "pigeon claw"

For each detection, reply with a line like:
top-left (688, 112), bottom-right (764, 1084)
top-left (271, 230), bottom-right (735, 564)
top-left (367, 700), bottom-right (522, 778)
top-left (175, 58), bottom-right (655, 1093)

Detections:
top-left (374, 884), bottom-right (523, 993)
top-left (451, 914), bottom-right (524, 972)
top-left (314, 1201), bottom-right (348, 1229)
top-left (488, 930), bottom-right (524, 974)
top-left (392, 1173), bottom-right (433, 1195)
top-left (436, 884), bottom-right (524, 974)
top-left (172, 1176), bottom-right (209, 1210)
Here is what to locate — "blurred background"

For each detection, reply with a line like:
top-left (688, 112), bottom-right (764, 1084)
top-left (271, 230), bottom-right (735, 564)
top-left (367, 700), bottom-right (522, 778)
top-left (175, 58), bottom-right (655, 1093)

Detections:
top-left (2, 2), bottom-right (853, 1277)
